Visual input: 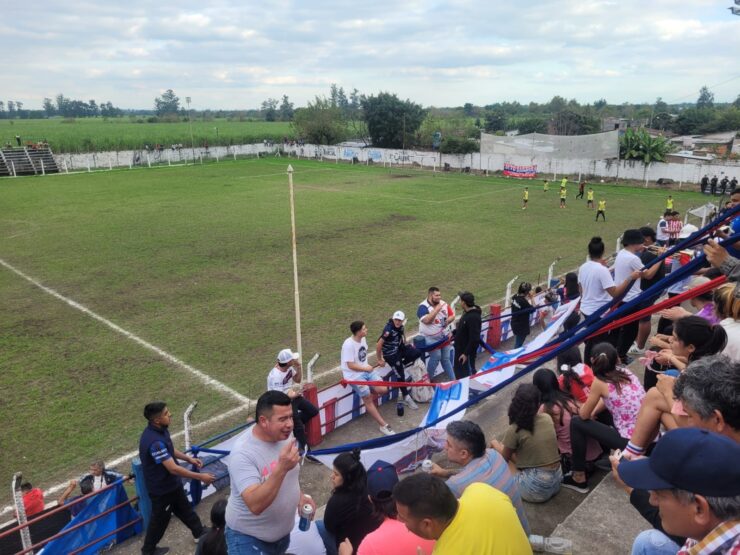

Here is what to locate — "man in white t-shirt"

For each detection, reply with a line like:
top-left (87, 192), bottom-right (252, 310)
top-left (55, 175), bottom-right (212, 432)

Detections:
top-left (267, 349), bottom-right (319, 460)
top-left (613, 229), bottom-right (662, 364)
top-left (578, 236), bottom-right (641, 362)
top-left (341, 320), bottom-right (394, 436)
top-left (415, 287), bottom-right (456, 381)
top-left (656, 211), bottom-right (671, 246)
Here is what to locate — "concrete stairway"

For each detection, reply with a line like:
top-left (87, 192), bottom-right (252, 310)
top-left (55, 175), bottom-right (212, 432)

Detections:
top-left (0, 147), bottom-right (59, 176)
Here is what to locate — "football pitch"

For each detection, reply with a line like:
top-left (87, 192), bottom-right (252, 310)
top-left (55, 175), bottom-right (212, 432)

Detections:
top-left (0, 157), bottom-right (706, 506)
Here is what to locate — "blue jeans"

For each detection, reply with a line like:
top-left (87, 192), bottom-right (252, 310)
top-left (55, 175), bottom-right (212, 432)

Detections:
top-left (315, 520), bottom-right (338, 555)
top-left (414, 335), bottom-right (454, 381)
top-left (516, 466), bottom-right (562, 503)
top-left (225, 525), bottom-right (290, 555)
top-left (631, 529), bottom-right (681, 555)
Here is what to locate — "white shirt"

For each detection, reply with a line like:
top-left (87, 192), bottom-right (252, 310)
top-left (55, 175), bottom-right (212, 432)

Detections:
top-left (656, 218), bottom-right (669, 241)
top-left (267, 366), bottom-right (296, 393)
top-left (578, 260), bottom-right (615, 316)
top-left (720, 318), bottom-right (740, 362)
top-left (340, 336), bottom-right (368, 380)
top-left (613, 249), bottom-right (643, 303)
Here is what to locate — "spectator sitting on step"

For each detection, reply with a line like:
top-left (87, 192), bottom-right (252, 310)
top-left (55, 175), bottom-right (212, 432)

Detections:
top-left (20, 482), bottom-right (45, 517)
top-left (57, 479), bottom-right (94, 517)
top-left (618, 428), bottom-right (740, 555)
top-left (428, 420), bottom-right (530, 534)
top-left (713, 283), bottom-right (740, 362)
top-left (319, 448), bottom-right (380, 555)
top-left (555, 347), bottom-right (594, 404)
top-left (78, 459), bottom-right (124, 492)
top-left (392, 473), bottom-right (531, 553)
top-left (344, 460), bottom-right (435, 555)
top-left (490, 383), bottom-right (563, 503)
top-left (532, 368), bottom-right (602, 476)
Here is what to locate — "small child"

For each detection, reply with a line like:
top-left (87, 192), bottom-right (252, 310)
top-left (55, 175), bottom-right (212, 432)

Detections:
top-left (595, 199), bottom-right (606, 221)
top-left (522, 187), bottom-right (529, 210)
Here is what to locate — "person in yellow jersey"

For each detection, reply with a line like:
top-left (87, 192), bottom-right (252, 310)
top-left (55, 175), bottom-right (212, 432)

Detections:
top-left (522, 187), bottom-right (529, 210)
top-left (560, 176), bottom-right (567, 189)
top-left (393, 474), bottom-right (531, 555)
top-left (559, 185), bottom-right (567, 208)
top-left (543, 179), bottom-right (549, 192)
top-left (587, 187), bottom-right (595, 209)
top-left (596, 198), bottom-right (606, 221)
top-left (666, 195), bottom-right (674, 210)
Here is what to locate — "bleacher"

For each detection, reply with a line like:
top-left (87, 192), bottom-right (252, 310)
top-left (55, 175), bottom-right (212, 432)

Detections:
top-left (0, 147), bottom-right (59, 176)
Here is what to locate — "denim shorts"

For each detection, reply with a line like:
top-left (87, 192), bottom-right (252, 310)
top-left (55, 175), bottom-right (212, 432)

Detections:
top-left (225, 525), bottom-right (290, 555)
top-left (516, 466), bottom-right (563, 503)
top-left (350, 370), bottom-right (382, 398)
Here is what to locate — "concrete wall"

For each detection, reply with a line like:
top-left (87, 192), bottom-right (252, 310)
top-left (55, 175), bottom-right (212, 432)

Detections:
top-left (53, 142), bottom-right (740, 189)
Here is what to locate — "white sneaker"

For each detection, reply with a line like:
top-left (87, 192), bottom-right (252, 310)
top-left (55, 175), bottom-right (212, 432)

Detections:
top-left (379, 424), bottom-right (395, 436)
top-left (404, 395), bottom-right (419, 410)
top-left (628, 342), bottom-right (645, 355)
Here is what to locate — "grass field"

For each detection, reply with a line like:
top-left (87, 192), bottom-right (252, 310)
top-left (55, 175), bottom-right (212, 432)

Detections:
top-left (0, 158), bottom-right (707, 507)
top-left (0, 118), bottom-right (294, 153)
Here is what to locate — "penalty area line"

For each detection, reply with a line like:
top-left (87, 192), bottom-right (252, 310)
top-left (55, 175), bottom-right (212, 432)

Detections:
top-left (0, 257), bottom-right (250, 406)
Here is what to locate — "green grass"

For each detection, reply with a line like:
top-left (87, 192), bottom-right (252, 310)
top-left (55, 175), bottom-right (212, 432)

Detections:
top-left (0, 158), bottom-right (706, 505)
top-left (0, 118), bottom-right (294, 153)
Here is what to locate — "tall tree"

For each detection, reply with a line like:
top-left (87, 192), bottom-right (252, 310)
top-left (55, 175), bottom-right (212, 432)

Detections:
top-left (42, 98), bottom-right (56, 116)
top-left (551, 109), bottom-right (600, 135)
top-left (696, 86), bottom-right (714, 109)
top-left (329, 84), bottom-right (339, 107)
top-left (154, 89), bottom-right (180, 115)
top-left (292, 96), bottom-right (347, 144)
top-left (261, 98), bottom-right (279, 121)
top-left (279, 95), bottom-right (294, 121)
top-left (362, 92), bottom-right (426, 149)
top-left (733, 94), bottom-right (740, 109)
top-left (484, 110), bottom-right (506, 133)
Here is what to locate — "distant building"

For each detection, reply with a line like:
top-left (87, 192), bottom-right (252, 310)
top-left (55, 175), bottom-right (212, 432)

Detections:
top-left (669, 131), bottom-right (736, 157)
top-left (601, 117), bottom-right (642, 133)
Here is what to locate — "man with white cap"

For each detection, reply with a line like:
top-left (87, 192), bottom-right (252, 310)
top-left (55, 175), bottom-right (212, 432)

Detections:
top-left (267, 348), bottom-right (319, 461)
top-left (376, 311), bottom-right (421, 410)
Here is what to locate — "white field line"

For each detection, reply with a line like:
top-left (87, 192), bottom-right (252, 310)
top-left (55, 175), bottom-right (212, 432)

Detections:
top-left (0, 404), bottom-right (250, 518)
top-left (0, 257), bottom-right (250, 406)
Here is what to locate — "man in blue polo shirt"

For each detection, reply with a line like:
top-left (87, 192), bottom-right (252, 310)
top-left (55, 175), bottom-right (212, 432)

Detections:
top-left (376, 310), bottom-right (422, 410)
top-left (139, 402), bottom-right (216, 555)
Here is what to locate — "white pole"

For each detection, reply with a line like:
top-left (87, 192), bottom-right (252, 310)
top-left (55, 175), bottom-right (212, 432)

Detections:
top-left (11, 161), bottom-right (16, 177)
top-left (616, 235), bottom-right (622, 254)
top-left (287, 165), bottom-right (303, 367)
top-left (63, 159), bottom-right (68, 173)
top-left (168, 151), bottom-right (171, 166)
top-left (146, 153), bottom-right (151, 168)
top-left (87, 161), bottom-right (91, 172)
top-left (109, 159), bottom-right (113, 170)
top-left (40, 159), bottom-right (45, 176)
top-left (307, 353), bottom-right (320, 384)
top-left (183, 401), bottom-right (198, 452)
top-left (233, 152), bottom-right (237, 161)
top-left (12, 473), bottom-right (33, 554)
top-left (505, 275), bottom-right (519, 308)
top-left (199, 154), bottom-right (203, 164)
top-left (547, 257), bottom-right (561, 287)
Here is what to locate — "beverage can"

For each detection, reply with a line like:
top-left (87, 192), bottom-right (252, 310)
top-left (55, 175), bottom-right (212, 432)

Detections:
top-left (396, 401), bottom-right (404, 417)
top-left (421, 459), bottom-right (433, 473)
top-left (298, 501), bottom-right (314, 531)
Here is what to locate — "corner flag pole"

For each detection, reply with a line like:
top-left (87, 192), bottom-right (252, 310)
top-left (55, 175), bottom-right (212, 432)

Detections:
top-left (287, 165), bottom-right (304, 371)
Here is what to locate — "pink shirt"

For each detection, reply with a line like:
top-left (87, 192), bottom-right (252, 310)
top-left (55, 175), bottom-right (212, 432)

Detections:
top-left (540, 403), bottom-right (602, 461)
top-left (357, 517), bottom-right (435, 555)
top-left (602, 369), bottom-right (645, 439)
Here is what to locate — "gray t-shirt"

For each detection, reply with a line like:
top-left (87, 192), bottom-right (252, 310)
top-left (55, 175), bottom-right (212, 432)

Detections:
top-left (225, 427), bottom-right (301, 542)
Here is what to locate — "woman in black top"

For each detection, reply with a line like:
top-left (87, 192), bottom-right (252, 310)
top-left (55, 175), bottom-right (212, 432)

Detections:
top-left (321, 449), bottom-right (380, 555)
top-left (510, 282), bottom-right (534, 348)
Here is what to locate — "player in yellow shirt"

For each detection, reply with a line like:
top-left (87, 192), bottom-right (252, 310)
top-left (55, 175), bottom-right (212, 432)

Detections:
top-left (587, 188), bottom-right (595, 209)
top-left (559, 186), bottom-right (567, 208)
top-left (666, 195), bottom-right (674, 210)
top-left (560, 177), bottom-right (567, 189)
top-left (522, 187), bottom-right (529, 210)
top-left (394, 475), bottom-right (531, 555)
top-left (543, 179), bottom-right (549, 192)
top-left (596, 198), bottom-right (606, 221)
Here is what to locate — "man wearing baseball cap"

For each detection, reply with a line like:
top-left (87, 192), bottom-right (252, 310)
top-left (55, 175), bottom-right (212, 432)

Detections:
top-left (266, 348), bottom-right (319, 462)
top-left (376, 310), bottom-right (423, 411)
top-left (339, 460), bottom-right (436, 555)
top-left (618, 428), bottom-right (740, 554)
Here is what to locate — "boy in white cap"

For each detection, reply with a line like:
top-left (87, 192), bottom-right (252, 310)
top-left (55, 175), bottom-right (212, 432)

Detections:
top-left (376, 311), bottom-right (421, 410)
top-left (267, 348), bottom-right (319, 461)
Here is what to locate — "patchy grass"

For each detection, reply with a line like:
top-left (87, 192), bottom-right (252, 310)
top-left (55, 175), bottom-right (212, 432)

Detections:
top-left (0, 158), bottom-right (705, 504)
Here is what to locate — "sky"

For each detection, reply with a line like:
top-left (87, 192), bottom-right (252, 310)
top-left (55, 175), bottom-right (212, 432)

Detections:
top-left (2, 0), bottom-right (739, 110)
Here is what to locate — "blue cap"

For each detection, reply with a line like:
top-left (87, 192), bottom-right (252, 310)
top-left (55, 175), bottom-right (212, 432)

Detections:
top-left (618, 428), bottom-right (740, 497)
top-left (366, 460), bottom-right (398, 499)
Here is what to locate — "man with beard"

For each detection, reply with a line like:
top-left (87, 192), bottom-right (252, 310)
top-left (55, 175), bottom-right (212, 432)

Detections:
top-left (139, 402), bottom-right (216, 555)
top-left (416, 287), bottom-right (456, 381)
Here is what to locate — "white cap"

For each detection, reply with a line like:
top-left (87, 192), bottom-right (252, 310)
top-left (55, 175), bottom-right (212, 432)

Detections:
top-left (392, 310), bottom-right (405, 321)
top-left (277, 349), bottom-right (300, 364)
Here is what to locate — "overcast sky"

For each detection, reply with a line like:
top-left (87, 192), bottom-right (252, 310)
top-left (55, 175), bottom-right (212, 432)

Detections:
top-left (2, 1), bottom-right (739, 110)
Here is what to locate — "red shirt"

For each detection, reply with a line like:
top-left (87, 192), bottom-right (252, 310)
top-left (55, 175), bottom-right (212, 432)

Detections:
top-left (558, 364), bottom-right (595, 404)
top-left (23, 488), bottom-right (45, 516)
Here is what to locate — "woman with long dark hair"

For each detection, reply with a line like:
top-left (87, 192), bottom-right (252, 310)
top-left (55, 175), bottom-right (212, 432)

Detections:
top-left (562, 343), bottom-right (645, 493)
top-left (491, 384), bottom-right (562, 502)
top-left (195, 499), bottom-right (227, 555)
top-left (319, 449), bottom-right (380, 555)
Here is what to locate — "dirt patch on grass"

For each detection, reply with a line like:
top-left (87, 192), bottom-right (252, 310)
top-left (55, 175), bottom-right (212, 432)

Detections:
top-left (388, 174), bottom-right (413, 179)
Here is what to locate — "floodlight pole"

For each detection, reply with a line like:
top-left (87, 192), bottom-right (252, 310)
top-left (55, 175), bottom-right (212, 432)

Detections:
top-left (186, 97), bottom-right (195, 164)
top-left (287, 165), bottom-right (303, 367)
